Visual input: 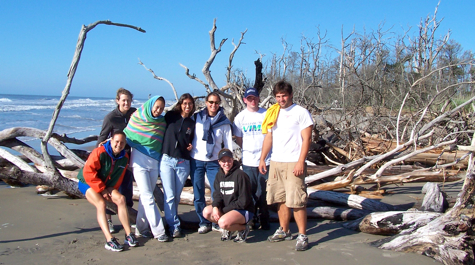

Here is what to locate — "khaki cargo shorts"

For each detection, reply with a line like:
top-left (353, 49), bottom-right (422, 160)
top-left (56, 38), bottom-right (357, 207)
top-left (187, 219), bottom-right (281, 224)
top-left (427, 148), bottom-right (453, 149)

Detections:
top-left (266, 161), bottom-right (307, 208)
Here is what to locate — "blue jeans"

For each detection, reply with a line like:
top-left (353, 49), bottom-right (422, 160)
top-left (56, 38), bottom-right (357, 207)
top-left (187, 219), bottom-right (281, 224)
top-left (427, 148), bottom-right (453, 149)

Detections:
top-left (160, 154), bottom-right (190, 231)
top-left (242, 165), bottom-right (269, 223)
top-left (190, 158), bottom-right (220, 227)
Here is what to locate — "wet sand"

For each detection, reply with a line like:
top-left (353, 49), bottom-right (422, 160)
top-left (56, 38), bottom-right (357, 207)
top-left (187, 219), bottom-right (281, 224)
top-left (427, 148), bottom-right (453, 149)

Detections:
top-left (0, 181), bottom-right (457, 264)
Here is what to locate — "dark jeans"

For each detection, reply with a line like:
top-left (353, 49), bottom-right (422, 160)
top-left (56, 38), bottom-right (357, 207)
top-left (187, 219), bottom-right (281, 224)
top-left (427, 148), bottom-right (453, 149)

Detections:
top-left (242, 165), bottom-right (269, 224)
top-left (106, 169), bottom-right (134, 216)
top-left (190, 158), bottom-right (220, 227)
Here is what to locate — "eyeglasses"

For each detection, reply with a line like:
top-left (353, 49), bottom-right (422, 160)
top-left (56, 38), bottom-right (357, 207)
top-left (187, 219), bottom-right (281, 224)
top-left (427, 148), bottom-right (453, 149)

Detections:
top-left (207, 101), bottom-right (220, 105)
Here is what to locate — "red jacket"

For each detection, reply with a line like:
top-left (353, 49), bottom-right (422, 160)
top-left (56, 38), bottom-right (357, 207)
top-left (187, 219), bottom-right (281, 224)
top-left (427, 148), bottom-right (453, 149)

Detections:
top-left (77, 143), bottom-right (129, 193)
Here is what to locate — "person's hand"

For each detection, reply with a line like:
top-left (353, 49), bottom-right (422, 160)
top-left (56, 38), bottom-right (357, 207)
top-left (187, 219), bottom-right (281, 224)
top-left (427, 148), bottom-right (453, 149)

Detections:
top-left (293, 161), bottom-right (305, 177)
top-left (98, 139), bottom-right (109, 147)
top-left (212, 207), bottom-right (222, 222)
top-left (186, 143), bottom-right (193, 151)
top-left (258, 160), bottom-right (267, 175)
top-left (101, 188), bottom-right (113, 202)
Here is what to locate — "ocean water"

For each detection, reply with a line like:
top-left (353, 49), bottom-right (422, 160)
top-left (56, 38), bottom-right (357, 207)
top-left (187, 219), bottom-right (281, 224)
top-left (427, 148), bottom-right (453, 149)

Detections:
top-left (0, 93), bottom-right (148, 152)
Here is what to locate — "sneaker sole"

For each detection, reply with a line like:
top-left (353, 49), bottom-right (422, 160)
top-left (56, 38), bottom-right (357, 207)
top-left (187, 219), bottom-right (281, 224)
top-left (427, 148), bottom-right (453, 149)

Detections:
top-left (268, 236), bottom-right (293, 242)
top-left (105, 245), bottom-right (123, 252)
top-left (126, 241), bottom-right (137, 247)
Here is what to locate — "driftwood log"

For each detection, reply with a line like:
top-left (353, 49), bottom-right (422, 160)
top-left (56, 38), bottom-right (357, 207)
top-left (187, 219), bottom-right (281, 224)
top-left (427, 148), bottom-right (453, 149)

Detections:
top-left (343, 211), bottom-right (442, 235)
top-left (307, 188), bottom-right (399, 212)
top-left (307, 206), bottom-right (369, 221)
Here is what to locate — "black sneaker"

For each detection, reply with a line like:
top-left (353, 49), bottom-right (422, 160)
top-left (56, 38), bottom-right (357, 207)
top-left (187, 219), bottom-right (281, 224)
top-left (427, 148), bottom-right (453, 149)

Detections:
top-left (125, 233), bottom-right (138, 247)
top-left (105, 237), bottom-right (124, 252)
top-left (233, 224), bottom-right (250, 243)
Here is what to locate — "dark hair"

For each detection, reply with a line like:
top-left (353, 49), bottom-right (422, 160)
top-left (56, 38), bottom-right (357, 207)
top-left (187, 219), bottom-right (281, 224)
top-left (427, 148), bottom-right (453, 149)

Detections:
top-left (172, 93), bottom-right (195, 116)
top-left (111, 130), bottom-right (126, 138)
top-left (156, 96), bottom-right (165, 104)
top-left (273, 80), bottom-right (293, 96)
top-left (116, 88), bottom-right (133, 101)
top-left (205, 91), bottom-right (221, 103)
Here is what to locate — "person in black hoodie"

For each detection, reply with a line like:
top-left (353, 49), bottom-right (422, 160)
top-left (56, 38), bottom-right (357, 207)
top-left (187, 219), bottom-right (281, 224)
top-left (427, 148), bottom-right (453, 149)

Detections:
top-left (97, 88), bottom-right (137, 233)
top-left (202, 148), bottom-right (254, 243)
top-left (160, 93), bottom-right (196, 238)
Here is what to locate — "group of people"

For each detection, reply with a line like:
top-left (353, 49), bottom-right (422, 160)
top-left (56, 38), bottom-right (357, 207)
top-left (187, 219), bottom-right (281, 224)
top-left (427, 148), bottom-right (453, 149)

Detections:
top-left (77, 80), bottom-right (314, 252)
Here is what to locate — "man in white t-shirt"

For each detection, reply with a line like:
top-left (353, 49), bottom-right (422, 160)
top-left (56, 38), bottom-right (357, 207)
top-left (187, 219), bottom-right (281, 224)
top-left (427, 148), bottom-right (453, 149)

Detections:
top-left (234, 87), bottom-right (271, 230)
top-left (259, 81), bottom-right (313, 251)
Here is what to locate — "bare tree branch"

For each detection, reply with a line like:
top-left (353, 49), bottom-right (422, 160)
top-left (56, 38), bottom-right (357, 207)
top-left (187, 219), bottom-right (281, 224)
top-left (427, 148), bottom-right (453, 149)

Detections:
top-left (138, 59), bottom-right (178, 102)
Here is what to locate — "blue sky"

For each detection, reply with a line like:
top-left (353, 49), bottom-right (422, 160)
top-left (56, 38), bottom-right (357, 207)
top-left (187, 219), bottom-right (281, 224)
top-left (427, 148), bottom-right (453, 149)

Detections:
top-left (1, 0), bottom-right (473, 100)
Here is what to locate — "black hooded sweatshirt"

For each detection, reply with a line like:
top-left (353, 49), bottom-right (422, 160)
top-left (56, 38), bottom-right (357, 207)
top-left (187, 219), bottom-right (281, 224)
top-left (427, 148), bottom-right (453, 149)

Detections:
top-left (211, 160), bottom-right (254, 214)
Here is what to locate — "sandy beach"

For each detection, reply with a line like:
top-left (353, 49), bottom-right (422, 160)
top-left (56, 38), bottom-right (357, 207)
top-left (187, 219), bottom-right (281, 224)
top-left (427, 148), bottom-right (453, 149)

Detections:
top-left (1, 180), bottom-right (458, 264)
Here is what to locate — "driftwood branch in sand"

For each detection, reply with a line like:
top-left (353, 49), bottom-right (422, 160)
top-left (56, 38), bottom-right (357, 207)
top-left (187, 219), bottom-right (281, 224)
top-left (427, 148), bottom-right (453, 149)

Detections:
top-left (343, 211), bottom-right (442, 235)
top-left (307, 206), bottom-right (369, 221)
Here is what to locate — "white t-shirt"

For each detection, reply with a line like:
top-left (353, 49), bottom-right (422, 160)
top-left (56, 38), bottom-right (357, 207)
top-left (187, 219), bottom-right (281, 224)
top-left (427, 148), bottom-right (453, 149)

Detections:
top-left (234, 108), bottom-right (270, 167)
top-left (269, 104), bottom-right (313, 162)
top-left (190, 114), bottom-right (234, 161)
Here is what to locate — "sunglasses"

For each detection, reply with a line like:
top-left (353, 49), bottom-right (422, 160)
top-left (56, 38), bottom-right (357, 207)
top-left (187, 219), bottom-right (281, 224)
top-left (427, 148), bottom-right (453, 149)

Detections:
top-left (207, 101), bottom-right (220, 105)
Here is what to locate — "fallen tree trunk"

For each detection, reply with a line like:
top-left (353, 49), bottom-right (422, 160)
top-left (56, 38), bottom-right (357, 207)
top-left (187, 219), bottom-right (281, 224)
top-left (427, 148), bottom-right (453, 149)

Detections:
top-left (343, 211), bottom-right (442, 235)
top-left (307, 206), bottom-right (369, 221)
top-left (307, 188), bottom-right (399, 212)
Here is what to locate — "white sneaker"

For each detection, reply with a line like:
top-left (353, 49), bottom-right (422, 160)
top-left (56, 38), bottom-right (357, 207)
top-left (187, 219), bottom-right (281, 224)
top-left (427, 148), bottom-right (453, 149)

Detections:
top-left (198, 225), bottom-right (212, 234)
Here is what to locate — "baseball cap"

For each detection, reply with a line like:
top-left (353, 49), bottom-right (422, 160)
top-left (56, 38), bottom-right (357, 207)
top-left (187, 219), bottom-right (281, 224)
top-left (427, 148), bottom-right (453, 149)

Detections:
top-left (244, 87), bottom-right (259, 98)
top-left (218, 149), bottom-right (233, 160)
